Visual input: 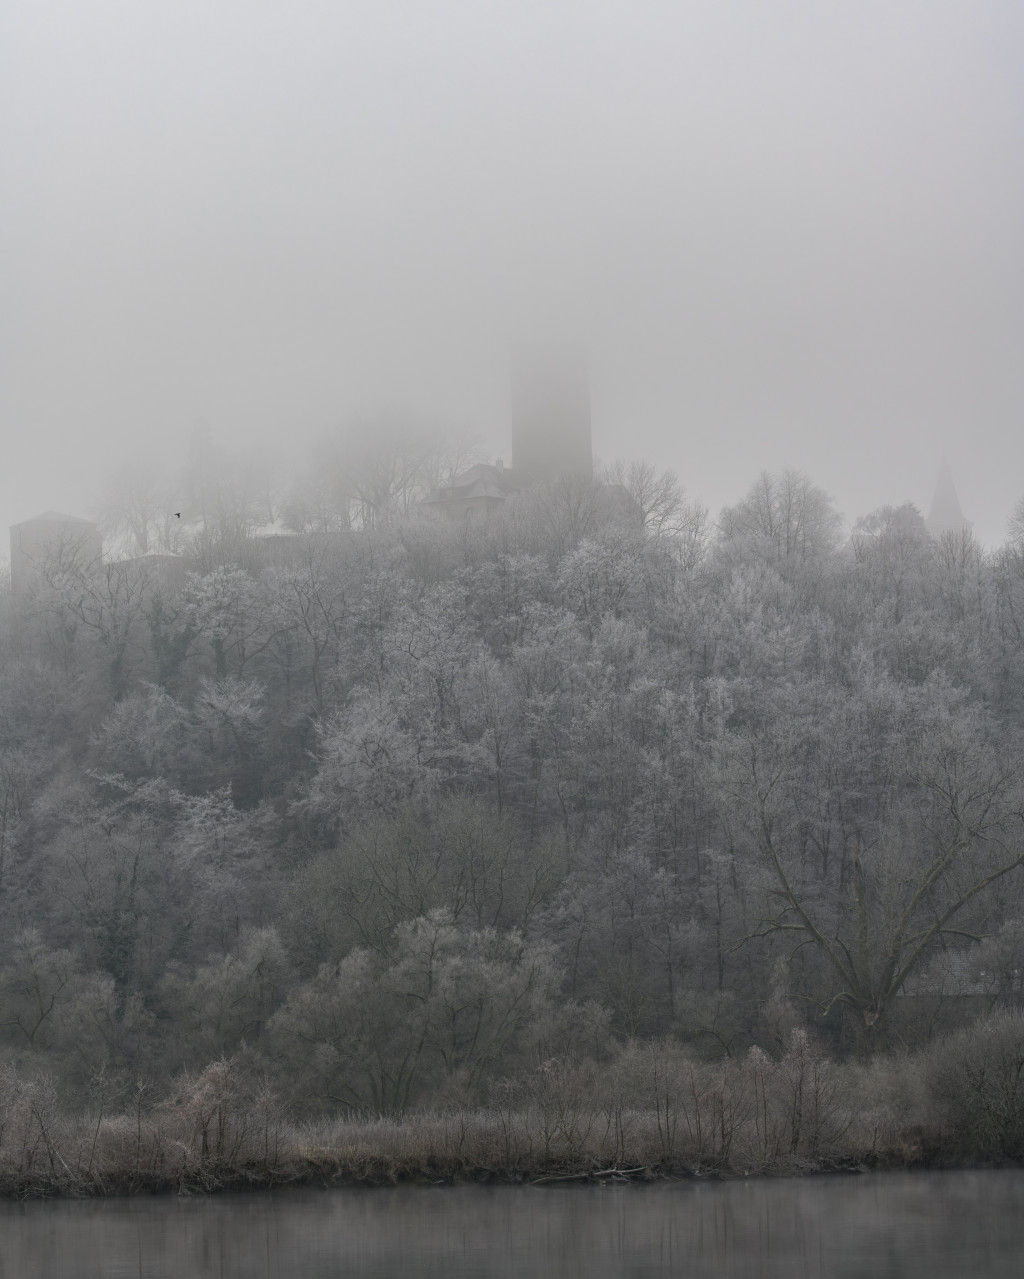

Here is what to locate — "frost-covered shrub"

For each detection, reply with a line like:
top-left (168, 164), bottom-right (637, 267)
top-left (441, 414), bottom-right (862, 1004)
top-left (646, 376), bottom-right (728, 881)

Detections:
top-left (927, 1012), bottom-right (1024, 1158)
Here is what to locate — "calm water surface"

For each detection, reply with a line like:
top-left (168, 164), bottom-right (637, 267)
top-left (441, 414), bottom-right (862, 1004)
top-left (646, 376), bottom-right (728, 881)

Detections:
top-left (1, 1170), bottom-right (1022, 1279)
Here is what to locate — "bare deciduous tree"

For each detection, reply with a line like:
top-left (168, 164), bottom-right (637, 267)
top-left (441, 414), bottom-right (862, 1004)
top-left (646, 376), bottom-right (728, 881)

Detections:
top-left (716, 673), bottom-right (1024, 1052)
top-left (719, 469), bottom-right (843, 564)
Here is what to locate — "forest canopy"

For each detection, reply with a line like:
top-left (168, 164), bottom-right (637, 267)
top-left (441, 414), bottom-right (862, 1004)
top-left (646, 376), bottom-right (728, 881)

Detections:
top-left (3, 455), bottom-right (1024, 1122)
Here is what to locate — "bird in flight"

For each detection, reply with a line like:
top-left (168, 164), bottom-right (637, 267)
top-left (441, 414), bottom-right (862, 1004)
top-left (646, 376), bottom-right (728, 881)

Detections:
top-left (174, 512), bottom-right (181, 518)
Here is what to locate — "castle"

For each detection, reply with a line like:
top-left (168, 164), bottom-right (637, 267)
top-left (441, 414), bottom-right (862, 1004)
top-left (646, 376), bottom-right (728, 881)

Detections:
top-left (427, 356), bottom-right (593, 520)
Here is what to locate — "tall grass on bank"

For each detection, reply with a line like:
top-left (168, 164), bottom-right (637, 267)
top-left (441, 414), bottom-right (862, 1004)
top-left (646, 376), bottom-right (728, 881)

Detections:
top-left (3, 1019), bottom-right (1024, 1197)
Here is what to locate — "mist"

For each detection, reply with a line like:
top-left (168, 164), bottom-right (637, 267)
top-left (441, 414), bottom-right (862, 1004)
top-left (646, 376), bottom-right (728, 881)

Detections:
top-left (7, 5), bottom-right (1024, 1230)
top-left (3, 0), bottom-right (1023, 545)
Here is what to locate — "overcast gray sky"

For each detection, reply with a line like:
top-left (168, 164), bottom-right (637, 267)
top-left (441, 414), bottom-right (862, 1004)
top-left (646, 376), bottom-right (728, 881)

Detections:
top-left (3, 0), bottom-right (1022, 547)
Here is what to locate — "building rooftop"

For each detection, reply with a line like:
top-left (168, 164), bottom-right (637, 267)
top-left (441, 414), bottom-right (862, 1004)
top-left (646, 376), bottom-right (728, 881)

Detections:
top-left (11, 510), bottom-right (97, 527)
top-left (425, 463), bottom-right (528, 507)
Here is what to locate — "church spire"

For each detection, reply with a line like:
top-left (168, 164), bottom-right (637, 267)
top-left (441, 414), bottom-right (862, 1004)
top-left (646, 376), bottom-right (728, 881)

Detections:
top-left (926, 459), bottom-right (972, 539)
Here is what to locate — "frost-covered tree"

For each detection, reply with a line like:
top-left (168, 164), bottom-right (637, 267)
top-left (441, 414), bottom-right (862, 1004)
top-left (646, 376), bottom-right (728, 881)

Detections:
top-left (718, 469), bottom-right (842, 566)
top-left (269, 910), bottom-right (561, 1112)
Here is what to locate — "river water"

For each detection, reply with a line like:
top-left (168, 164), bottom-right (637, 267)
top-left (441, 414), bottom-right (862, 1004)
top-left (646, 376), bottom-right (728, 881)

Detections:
top-left (1, 1170), bottom-right (1022, 1278)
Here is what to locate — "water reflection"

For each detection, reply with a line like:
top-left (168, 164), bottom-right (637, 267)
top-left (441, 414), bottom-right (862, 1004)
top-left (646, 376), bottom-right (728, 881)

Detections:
top-left (2, 1170), bottom-right (1023, 1279)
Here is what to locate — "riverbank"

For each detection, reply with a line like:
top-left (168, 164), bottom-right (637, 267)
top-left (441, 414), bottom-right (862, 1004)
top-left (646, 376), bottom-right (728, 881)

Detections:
top-left (6, 1015), bottom-right (1024, 1198)
top-left (0, 1105), bottom-right (980, 1200)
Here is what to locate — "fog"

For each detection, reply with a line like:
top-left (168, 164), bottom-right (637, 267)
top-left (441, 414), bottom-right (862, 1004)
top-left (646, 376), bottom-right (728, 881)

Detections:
top-left (3, 0), bottom-right (1022, 547)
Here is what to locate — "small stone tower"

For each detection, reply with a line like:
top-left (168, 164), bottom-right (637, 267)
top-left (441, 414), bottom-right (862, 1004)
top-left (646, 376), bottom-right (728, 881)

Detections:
top-left (9, 511), bottom-right (103, 598)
